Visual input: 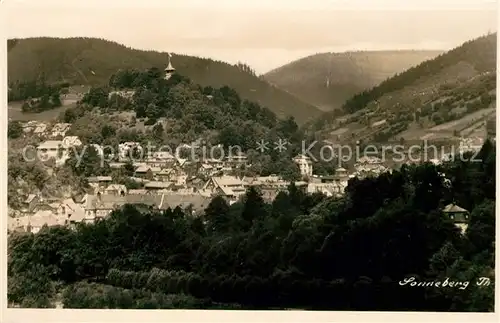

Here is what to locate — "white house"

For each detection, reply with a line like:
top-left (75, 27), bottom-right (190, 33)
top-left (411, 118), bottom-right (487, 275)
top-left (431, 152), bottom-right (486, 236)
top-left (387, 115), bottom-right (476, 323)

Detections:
top-left (203, 175), bottom-right (246, 203)
top-left (292, 154), bottom-right (313, 177)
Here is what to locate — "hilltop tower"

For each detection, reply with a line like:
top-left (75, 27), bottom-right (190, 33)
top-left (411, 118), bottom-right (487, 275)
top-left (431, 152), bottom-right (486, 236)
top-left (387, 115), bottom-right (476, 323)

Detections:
top-left (164, 53), bottom-right (176, 80)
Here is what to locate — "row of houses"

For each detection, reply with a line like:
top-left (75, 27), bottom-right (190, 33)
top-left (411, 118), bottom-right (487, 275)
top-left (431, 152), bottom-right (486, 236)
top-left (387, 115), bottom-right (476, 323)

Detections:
top-left (8, 191), bottom-right (212, 234)
top-left (9, 169), bottom-right (352, 233)
top-left (8, 184), bottom-right (473, 236)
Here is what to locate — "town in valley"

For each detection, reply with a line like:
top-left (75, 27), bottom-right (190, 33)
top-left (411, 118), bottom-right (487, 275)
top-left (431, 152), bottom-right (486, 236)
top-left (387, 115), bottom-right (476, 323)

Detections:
top-left (5, 4), bottom-right (497, 312)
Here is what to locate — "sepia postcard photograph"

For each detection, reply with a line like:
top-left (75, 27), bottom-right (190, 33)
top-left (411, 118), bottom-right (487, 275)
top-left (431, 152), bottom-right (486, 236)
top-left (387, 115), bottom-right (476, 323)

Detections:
top-left (2, 0), bottom-right (498, 321)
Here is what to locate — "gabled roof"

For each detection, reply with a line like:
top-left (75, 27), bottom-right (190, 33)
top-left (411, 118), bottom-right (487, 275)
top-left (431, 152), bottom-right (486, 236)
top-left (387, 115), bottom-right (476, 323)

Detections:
top-left (145, 181), bottom-right (173, 189)
top-left (84, 194), bottom-right (162, 210)
top-left (135, 165), bottom-right (151, 173)
top-left (212, 176), bottom-right (244, 187)
top-left (443, 204), bottom-right (469, 213)
top-left (51, 123), bottom-right (72, 132)
top-left (152, 151), bottom-right (175, 159)
top-left (105, 184), bottom-right (127, 192)
top-left (128, 189), bottom-right (149, 195)
top-left (87, 176), bottom-right (113, 183)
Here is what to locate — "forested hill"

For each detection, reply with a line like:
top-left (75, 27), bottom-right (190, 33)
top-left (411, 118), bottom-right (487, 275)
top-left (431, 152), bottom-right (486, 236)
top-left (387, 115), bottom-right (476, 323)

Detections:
top-left (7, 37), bottom-right (321, 124)
top-left (308, 33), bottom-right (497, 143)
top-left (263, 50), bottom-right (442, 111)
top-left (342, 33), bottom-right (497, 115)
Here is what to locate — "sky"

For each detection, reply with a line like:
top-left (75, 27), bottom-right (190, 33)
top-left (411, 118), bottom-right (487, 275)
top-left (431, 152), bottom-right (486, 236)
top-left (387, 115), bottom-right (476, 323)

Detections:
top-left (3, 0), bottom-right (498, 74)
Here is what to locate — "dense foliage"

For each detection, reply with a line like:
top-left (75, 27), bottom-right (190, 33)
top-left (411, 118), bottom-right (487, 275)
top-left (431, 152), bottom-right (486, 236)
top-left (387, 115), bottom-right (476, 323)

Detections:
top-left (8, 76), bottom-right (64, 112)
top-left (62, 68), bottom-right (336, 180)
top-left (8, 121), bottom-right (23, 139)
top-left (8, 141), bottom-right (495, 310)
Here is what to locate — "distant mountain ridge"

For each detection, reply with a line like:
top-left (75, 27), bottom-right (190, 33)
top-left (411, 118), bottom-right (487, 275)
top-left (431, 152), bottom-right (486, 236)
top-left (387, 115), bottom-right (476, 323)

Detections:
top-left (263, 50), bottom-right (443, 111)
top-left (310, 33), bottom-right (497, 144)
top-left (7, 37), bottom-right (322, 124)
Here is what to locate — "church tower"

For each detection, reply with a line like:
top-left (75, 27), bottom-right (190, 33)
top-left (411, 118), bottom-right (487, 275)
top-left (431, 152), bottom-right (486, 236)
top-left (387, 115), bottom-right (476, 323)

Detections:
top-left (164, 53), bottom-right (176, 80)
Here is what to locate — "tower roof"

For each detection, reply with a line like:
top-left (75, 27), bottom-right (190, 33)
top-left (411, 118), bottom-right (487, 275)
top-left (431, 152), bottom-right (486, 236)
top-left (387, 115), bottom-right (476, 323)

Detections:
top-left (165, 61), bottom-right (175, 72)
top-left (165, 54), bottom-right (175, 72)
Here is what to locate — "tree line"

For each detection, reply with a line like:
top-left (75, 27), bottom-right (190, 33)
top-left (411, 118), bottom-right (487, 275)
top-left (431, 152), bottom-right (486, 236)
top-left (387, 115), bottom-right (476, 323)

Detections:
top-left (8, 76), bottom-right (65, 112)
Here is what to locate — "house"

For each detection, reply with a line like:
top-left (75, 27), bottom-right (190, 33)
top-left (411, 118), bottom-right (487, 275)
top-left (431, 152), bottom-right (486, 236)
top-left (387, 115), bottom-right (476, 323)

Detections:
top-left (319, 175), bottom-right (335, 184)
top-left (51, 123), bottom-right (72, 138)
top-left (37, 136), bottom-right (83, 166)
top-left (144, 181), bottom-right (173, 191)
top-left (37, 140), bottom-right (64, 160)
top-left (186, 177), bottom-right (205, 191)
top-left (199, 163), bottom-right (214, 176)
top-left (104, 184), bottom-right (127, 196)
top-left (443, 204), bottom-right (470, 234)
top-left (459, 137), bottom-right (484, 154)
top-left (21, 194), bottom-right (40, 213)
top-left (175, 174), bottom-right (188, 186)
top-left (134, 165), bottom-right (154, 179)
top-left (205, 158), bottom-right (225, 170)
top-left (108, 90), bottom-right (135, 100)
top-left (153, 151), bottom-right (176, 161)
top-left (226, 153), bottom-right (248, 166)
top-left (129, 177), bottom-right (151, 184)
top-left (356, 156), bottom-right (383, 166)
top-left (335, 167), bottom-right (349, 178)
top-left (307, 182), bottom-right (344, 197)
top-left (87, 176), bottom-right (113, 187)
top-left (26, 210), bottom-right (62, 234)
top-left (8, 216), bottom-right (31, 233)
top-left (55, 198), bottom-right (86, 226)
top-left (128, 189), bottom-right (150, 195)
top-left (21, 121), bottom-right (38, 134)
top-left (292, 154), bottom-right (313, 178)
top-left (157, 168), bottom-right (175, 181)
top-left (258, 179), bottom-right (290, 201)
top-left (145, 151), bottom-right (176, 167)
top-left (33, 123), bottom-right (48, 136)
top-left (203, 176), bottom-right (246, 202)
top-left (83, 193), bottom-right (169, 221)
top-left (109, 162), bottom-right (126, 169)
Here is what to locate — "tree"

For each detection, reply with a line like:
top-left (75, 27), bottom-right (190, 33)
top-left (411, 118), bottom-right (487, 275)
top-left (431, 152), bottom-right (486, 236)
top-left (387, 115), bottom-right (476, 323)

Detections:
top-left (241, 187), bottom-right (267, 229)
top-left (8, 121), bottom-right (23, 139)
top-left (66, 145), bottom-right (109, 178)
